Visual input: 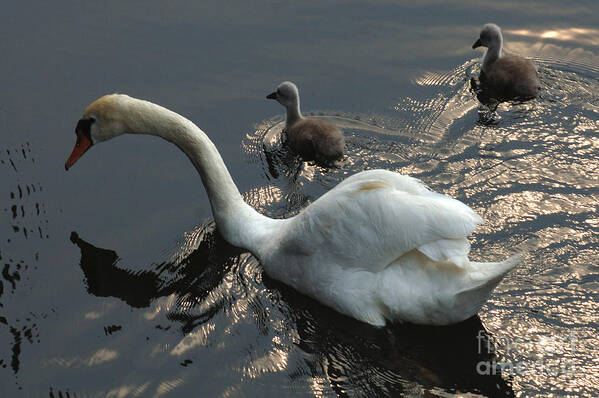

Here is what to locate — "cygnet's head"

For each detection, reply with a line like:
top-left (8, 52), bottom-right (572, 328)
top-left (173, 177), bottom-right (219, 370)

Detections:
top-left (473, 23), bottom-right (503, 49)
top-left (266, 81), bottom-right (300, 109)
top-left (65, 94), bottom-right (132, 170)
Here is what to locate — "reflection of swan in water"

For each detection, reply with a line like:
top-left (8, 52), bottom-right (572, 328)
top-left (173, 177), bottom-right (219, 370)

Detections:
top-left (65, 94), bottom-right (521, 326)
top-left (276, 280), bottom-right (516, 397)
top-left (69, 229), bottom-right (514, 397)
top-left (69, 222), bottom-right (242, 312)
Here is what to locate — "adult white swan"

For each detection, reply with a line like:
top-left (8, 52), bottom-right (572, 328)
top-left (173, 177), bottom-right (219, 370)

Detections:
top-left (65, 94), bottom-right (521, 327)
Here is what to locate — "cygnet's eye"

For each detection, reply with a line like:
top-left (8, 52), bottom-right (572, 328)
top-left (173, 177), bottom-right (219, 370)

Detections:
top-left (276, 89), bottom-right (282, 96)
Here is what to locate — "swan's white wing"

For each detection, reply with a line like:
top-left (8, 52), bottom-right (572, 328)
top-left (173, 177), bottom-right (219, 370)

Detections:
top-left (280, 170), bottom-right (482, 272)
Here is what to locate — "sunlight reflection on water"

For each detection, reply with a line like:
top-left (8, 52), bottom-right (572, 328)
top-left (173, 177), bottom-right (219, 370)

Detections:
top-left (2, 10), bottom-right (598, 395)
top-left (506, 27), bottom-right (599, 46)
top-left (238, 40), bottom-right (599, 396)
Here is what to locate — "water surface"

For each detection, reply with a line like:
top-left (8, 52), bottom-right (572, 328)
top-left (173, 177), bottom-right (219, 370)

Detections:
top-left (1, 1), bottom-right (598, 396)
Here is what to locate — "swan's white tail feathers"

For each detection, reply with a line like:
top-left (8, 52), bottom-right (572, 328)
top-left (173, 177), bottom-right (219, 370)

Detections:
top-left (418, 238), bottom-right (471, 268)
top-left (469, 252), bottom-right (523, 282)
top-left (454, 272), bottom-right (506, 321)
top-left (499, 251), bottom-right (523, 272)
top-left (454, 253), bottom-right (523, 319)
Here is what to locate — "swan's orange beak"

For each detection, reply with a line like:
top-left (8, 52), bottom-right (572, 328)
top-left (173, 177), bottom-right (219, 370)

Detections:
top-left (65, 129), bottom-right (92, 170)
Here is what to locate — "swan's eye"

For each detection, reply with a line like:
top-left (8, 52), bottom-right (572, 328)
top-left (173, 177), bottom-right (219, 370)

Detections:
top-left (276, 89), bottom-right (282, 96)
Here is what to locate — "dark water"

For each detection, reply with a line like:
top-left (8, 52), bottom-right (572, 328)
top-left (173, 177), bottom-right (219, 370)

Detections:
top-left (1, 1), bottom-right (598, 396)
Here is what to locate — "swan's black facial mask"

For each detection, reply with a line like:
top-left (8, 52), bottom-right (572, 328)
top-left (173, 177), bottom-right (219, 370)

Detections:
top-left (65, 118), bottom-right (94, 170)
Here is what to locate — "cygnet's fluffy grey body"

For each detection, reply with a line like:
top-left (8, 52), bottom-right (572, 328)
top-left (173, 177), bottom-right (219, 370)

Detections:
top-left (473, 23), bottom-right (540, 99)
top-left (267, 82), bottom-right (345, 166)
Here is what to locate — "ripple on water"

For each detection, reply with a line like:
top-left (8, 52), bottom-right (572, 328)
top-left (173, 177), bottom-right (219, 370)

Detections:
top-left (34, 40), bottom-right (599, 397)
top-left (237, 40), bottom-right (599, 396)
top-left (0, 143), bottom-right (48, 384)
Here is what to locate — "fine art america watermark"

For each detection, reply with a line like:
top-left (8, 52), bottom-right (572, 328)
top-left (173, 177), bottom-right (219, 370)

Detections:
top-left (476, 330), bottom-right (578, 377)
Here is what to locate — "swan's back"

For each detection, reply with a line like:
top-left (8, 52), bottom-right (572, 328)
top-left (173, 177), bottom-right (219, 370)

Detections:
top-left (482, 53), bottom-right (540, 98)
top-left (276, 170), bottom-right (482, 272)
top-left (260, 169), bottom-right (520, 325)
top-left (257, 169), bottom-right (522, 326)
top-left (286, 118), bottom-right (345, 165)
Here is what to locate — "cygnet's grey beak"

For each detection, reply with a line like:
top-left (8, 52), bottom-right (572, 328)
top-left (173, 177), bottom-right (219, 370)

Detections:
top-left (472, 39), bottom-right (482, 49)
top-left (266, 92), bottom-right (277, 100)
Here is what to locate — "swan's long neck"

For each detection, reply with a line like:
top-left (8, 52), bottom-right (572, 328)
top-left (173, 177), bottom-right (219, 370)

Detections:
top-left (482, 36), bottom-right (502, 73)
top-left (120, 98), bottom-right (279, 253)
top-left (285, 97), bottom-right (303, 127)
